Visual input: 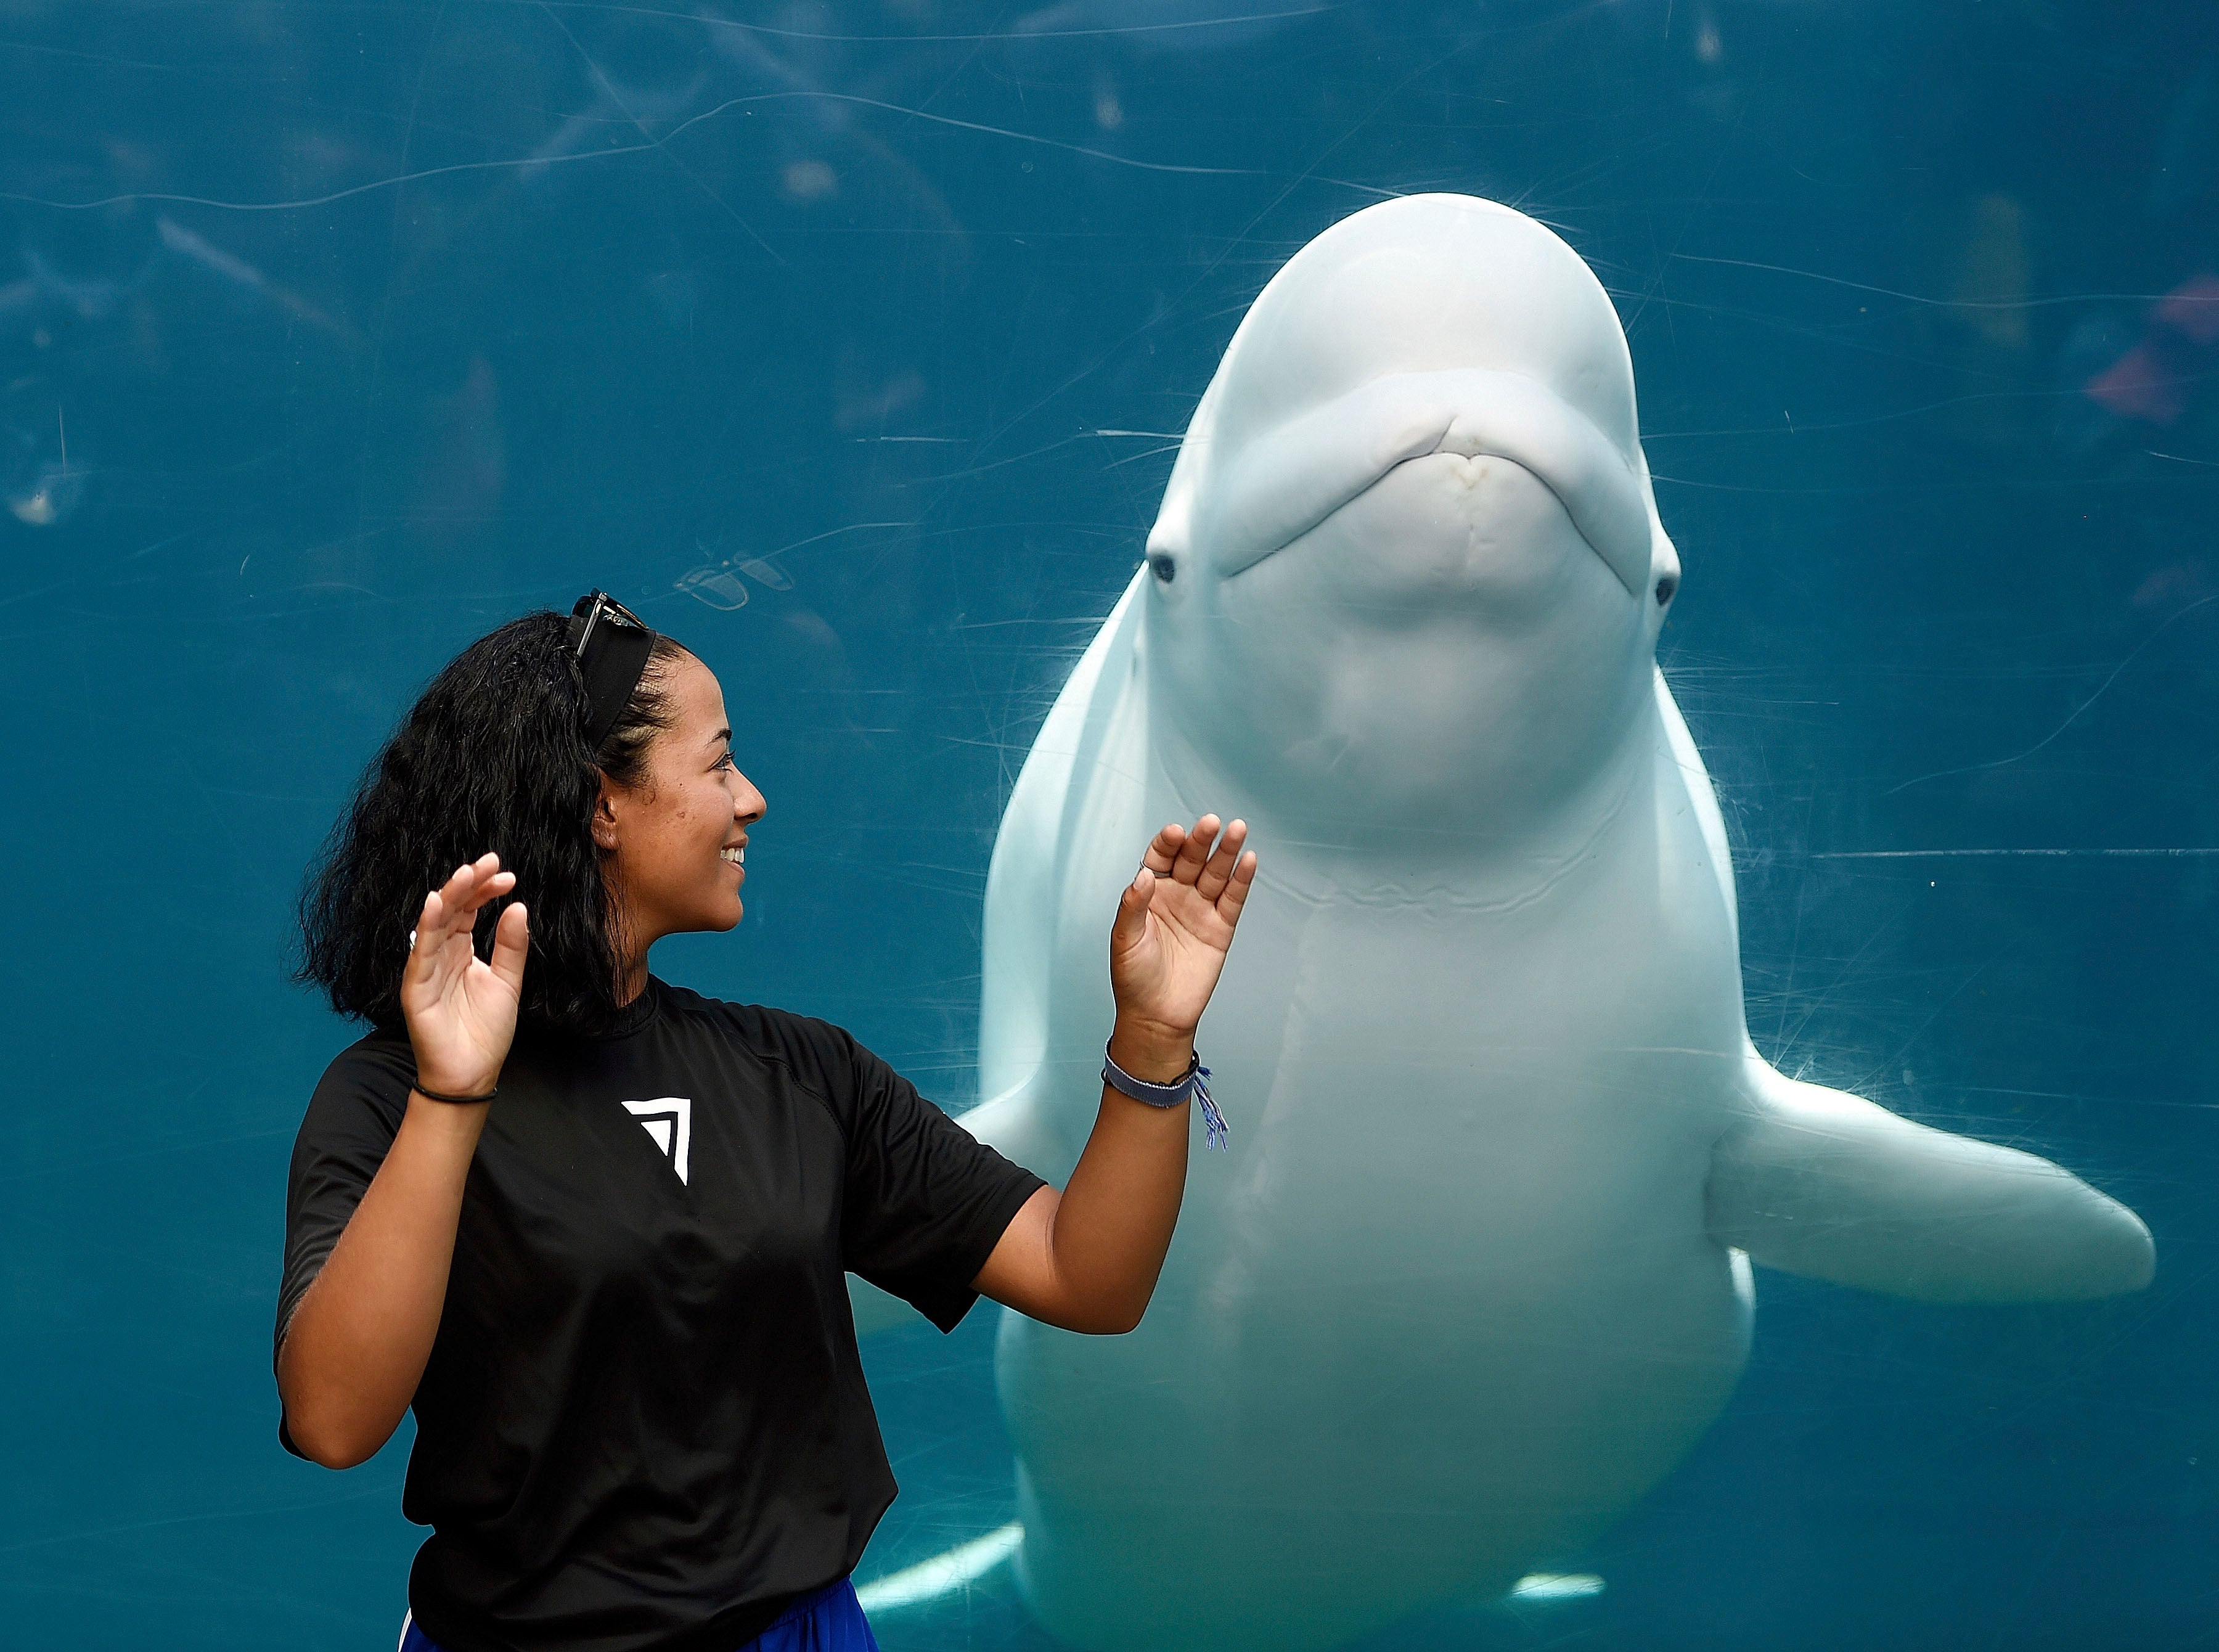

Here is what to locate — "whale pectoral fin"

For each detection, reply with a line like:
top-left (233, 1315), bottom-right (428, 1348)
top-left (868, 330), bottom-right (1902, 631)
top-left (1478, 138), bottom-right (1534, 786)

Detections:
top-left (847, 1274), bottom-right (926, 1338)
top-left (848, 1069), bottom-right (1074, 1339)
top-left (1706, 1067), bottom-right (2154, 1302)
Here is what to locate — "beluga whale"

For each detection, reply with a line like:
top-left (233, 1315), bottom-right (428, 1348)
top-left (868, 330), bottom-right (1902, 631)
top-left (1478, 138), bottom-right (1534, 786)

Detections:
top-left (853, 194), bottom-right (2154, 1651)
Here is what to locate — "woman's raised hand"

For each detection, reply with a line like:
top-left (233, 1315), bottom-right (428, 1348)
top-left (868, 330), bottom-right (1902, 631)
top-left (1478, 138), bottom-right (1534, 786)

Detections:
top-left (1107, 816), bottom-right (1257, 1045)
top-left (401, 853), bottom-right (529, 1100)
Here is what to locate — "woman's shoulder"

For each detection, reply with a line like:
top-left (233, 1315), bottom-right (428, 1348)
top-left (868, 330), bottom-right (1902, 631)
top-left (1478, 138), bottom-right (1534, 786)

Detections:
top-left (309, 1023), bottom-right (417, 1113)
top-left (288, 1024), bottom-right (417, 1163)
top-left (653, 981), bottom-right (877, 1097)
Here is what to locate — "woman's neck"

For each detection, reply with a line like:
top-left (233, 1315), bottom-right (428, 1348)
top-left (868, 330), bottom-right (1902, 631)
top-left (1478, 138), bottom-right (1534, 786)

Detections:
top-left (613, 938), bottom-right (652, 1006)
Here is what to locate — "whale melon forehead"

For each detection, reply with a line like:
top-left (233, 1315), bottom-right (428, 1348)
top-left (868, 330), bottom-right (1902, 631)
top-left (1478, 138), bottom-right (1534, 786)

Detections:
top-left (1211, 195), bottom-right (1640, 457)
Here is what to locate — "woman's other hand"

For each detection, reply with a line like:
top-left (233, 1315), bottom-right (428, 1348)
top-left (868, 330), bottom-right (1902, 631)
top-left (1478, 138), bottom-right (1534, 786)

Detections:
top-left (1107, 816), bottom-right (1256, 1047)
top-left (973, 816), bottom-right (1259, 1333)
top-left (403, 853), bottom-right (529, 1097)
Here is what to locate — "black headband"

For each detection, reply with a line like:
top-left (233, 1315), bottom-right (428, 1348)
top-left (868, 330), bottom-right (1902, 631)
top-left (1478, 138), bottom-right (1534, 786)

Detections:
top-left (567, 590), bottom-right (658, 752)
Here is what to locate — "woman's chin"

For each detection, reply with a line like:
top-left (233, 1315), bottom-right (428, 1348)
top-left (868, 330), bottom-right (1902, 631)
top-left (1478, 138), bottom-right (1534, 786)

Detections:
top-left (702, 869), bottom-right (745, 930)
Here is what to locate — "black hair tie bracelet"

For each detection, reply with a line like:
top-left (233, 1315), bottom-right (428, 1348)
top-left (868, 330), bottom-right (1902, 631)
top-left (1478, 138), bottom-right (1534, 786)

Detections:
top-left (414, 1082), bottom-right (497, 1105)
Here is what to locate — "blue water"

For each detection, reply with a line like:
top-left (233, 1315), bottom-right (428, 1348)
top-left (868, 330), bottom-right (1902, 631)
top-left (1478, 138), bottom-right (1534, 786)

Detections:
top-left (2, 4), bottom-right (2213, 1647)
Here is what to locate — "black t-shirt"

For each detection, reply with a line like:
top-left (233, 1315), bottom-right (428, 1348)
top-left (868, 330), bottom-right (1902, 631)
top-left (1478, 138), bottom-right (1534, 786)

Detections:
top-left (276, 978), bottom-right (1044, 1652)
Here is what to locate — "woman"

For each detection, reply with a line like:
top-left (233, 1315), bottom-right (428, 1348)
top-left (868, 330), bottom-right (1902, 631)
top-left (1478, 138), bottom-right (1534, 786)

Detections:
top-left (278, 592), bottom-right (1256, 1652)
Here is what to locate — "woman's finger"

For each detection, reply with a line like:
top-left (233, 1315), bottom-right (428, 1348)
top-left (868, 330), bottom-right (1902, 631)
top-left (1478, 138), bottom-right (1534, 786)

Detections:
top-left (416, 857), bottom-right (514, 951)
top-left (406, 887), bottom-right (447, 977)
top-left (423, 862), bottom-right (479, 941)
top-left (463, 870), bottom-right (517, 918)
top-left (1110, 866), bottom-right (1155, 963)
top-left (404, 860), bottom-right (502, 993)
top-left (1216, 849), bottom-right (1259, 926)
top-left (488, 901), bottom-right (531, 997)
top-left (1193, 818), bottom-right (1248, 902)
top-left (414, 871), bottom-right (471, 958)
top-left (1171, 815), bottom-right (1220, 885)
top-left (443, 854), bottom-right (512, 918)
top-left (1141, 822), bottom-right (1185, 877)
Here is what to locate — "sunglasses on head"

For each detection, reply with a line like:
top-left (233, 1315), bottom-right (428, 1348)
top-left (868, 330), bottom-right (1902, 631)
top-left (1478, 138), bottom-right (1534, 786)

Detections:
top-left (568, 590), bottom-right (658, 750)
top-left (569, 589), bottom-right (649, 659)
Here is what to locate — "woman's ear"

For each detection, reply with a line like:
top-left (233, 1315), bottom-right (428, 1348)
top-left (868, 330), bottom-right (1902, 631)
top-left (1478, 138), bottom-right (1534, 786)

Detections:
top-left (591, 781), bottom-right (621, 853)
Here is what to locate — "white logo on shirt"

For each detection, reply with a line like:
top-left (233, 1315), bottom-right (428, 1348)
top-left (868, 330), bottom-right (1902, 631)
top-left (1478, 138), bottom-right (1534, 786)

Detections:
top-left (621, 1097), bottom-right (693, 1185)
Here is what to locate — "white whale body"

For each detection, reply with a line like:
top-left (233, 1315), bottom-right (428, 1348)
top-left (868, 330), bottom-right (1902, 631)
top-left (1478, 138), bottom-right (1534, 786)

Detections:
top-left (853, 194), bottom-right (2154, 1651)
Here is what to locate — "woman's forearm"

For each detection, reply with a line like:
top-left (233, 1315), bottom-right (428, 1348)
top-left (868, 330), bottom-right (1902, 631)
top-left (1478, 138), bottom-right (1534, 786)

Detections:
top-left (973, 816), bottom-right (1253, 1333)
top-left (1040, 1017), bottom-right (1195, 1334)
top-left (277, 1092), bottom-right (488, 1468)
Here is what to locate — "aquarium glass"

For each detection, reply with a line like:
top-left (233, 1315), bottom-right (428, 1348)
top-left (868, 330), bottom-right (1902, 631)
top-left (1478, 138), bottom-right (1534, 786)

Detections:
top-left (1, 3), bottom-right (2212, 1648)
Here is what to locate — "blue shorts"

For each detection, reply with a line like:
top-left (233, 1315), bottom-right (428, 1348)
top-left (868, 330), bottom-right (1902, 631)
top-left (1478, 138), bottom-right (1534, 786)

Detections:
top-left (398, 1577), bottom-right (879, 1652)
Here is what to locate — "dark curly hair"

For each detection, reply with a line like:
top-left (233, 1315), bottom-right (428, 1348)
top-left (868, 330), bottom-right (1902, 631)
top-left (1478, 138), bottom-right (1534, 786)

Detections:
top-left (296, 610), bottom-right (693, 1037)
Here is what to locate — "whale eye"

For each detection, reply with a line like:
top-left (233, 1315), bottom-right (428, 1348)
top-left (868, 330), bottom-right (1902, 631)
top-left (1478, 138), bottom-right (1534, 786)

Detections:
top-left (1150, 554), bottom-right (1177, 585)
top-left (1654, 575), bottom-right (1678, 606)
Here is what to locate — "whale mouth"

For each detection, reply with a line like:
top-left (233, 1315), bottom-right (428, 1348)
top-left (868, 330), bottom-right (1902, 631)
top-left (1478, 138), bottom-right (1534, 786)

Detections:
top-left (1220, 452), bottom-right (1608, 587)
top-left (1183, 370), bottom-right (1659, 599)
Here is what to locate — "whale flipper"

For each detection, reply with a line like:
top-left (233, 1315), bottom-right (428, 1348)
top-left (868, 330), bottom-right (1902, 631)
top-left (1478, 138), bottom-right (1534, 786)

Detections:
top-left (1706, 1066), bottom-right (2154, 1302)
top-left (846, 1272), bottom-right (925, 1336)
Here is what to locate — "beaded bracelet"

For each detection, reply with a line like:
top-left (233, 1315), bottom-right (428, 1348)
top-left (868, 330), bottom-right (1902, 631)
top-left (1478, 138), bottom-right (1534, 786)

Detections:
top-left (1101, 1043), bottom-right (1228, 1151)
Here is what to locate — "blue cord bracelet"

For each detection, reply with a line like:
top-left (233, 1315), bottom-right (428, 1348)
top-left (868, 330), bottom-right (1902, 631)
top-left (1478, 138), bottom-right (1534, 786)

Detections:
top-left (1101, 1042), bottom-right (1228, 1151)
